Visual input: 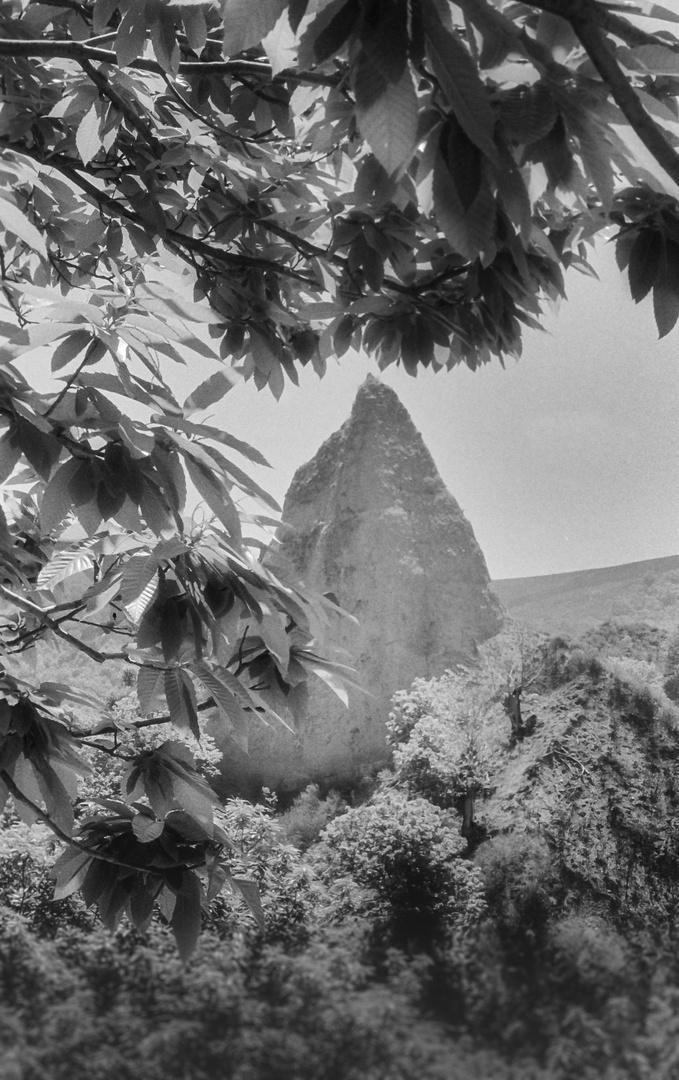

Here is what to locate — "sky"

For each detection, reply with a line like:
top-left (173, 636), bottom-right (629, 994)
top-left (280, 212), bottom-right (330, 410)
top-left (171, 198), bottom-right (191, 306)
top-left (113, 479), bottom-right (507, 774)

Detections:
top-left (209, 240), bottom-right (679, 582)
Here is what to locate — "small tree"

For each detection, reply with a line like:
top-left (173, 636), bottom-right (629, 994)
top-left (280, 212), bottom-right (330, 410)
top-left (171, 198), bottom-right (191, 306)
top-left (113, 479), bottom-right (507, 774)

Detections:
top-left (389, 672), bottom-right (495, 833)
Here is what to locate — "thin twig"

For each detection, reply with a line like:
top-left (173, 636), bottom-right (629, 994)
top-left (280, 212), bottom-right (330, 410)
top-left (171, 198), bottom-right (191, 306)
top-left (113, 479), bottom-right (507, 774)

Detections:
top-left (0, 584), bottom-right (126, 665)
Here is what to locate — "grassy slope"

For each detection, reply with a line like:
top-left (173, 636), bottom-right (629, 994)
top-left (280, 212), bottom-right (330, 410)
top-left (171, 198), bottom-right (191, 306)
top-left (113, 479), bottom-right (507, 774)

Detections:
top-left (492, 554), bottom-right (679, 636)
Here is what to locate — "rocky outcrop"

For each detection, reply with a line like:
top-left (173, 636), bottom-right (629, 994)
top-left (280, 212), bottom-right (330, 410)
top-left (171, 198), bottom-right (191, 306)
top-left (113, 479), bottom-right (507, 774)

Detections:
top-left (224, 376), bottom-right (503, 794)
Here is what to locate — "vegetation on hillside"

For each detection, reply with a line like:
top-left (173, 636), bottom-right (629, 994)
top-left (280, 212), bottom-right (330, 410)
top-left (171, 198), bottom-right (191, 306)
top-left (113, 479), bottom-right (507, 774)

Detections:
top-left (494, 556), bottom-right (679, 637)
top-left (3, 630), bottom-right (679, 1077)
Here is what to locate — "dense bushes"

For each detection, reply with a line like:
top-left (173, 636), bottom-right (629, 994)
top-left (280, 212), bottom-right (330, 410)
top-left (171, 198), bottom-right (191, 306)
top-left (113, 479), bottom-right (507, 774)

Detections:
top-left (279, 785), bottom-right (347, 851)
top-left (317, 792), bottom-right (486, 941)
top-left (0, 912), bottom-right (464, 1080)
top-left (474, 834), bottom-right (558, 935)
top-left (6, 644), bottom-right (679, 1079)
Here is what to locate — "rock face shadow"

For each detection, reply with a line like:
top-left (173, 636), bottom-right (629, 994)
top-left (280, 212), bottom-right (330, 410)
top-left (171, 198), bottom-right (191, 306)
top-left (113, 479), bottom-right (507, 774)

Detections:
top-left (219, 376), bottom-right (504, 795)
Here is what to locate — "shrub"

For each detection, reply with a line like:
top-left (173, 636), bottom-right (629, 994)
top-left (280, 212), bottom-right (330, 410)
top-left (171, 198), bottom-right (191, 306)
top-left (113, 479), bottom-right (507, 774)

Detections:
top-left (317, 792), bottom-right (486, 940)
top-left (388, 674), bottom-right (495, 832)
top-left (393, 716), bottom-right (492, 821)
top-left (279, 785), bottom-right (347, 851)
top-left (549, 916), bottom-right (628, 1005)
top-left (0, 817), bottom-right (93, 936)
top-left (663, 674), bottom-right (679, 704)
top-left (0, 913), bottom-right (482, 1080)
top-left (474, 834), bottom-right (557, 933)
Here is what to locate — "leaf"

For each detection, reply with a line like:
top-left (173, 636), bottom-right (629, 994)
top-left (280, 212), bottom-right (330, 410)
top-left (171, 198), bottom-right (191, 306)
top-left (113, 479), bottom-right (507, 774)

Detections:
top-left (191, 660), bottom-right (251, 727)
top-left (137, 664), bottom-right (165, 715)
top-left (81, 858), bottom-right (117, 907)
top-left (181, 5), bottom-right (208, 52)
top-left (222, 0), bottom-right (287, 53)
top-left (156, 414), bottom-right (271, 467)
top-left (36, 547), bottom-right (95, 591)
top-left (15, 418), bottom-right (62, 481)
top-left (229, 876), bottom-right (265, 930)
top-left (132, 814), bottom-right (165, 842)
top-left (183, 454), bottom-right (243, 542)
top-left (130, 877), bottom-right (157, 930)
top-left (168, 776), bottom-right (216, 834)
top-left (262, 9), bottom-right (297, 73)
top-left (0, 196), bottom-right (47, 256)
top-left (182, 370), bottom-right (237, 414)
top-left (35, 761), bottom-right (74, 833)
top-left (121, 553), bottom-right (158, 607)
top-left (422, 4), bottom-right (497, 163)
top-left (627, 43), bottom-right (679, 77)
top-left (164, 668), bottom-right (201, 740)
top-left (150, 6), bottom-right (180, 74)
top-left (116, 1), bottom-right (149, 66)
top-left (432, 145), bottom-right (496, 260)
top-left (497, 83), bottom-right (558, 146)
top-left (93, 0), bottom-right (120, 33)
top-left (353, 54), bottom-right (419, 175)
top-left (39, 459), bottom-right (78, 533)
top-left (0, 429), bottom-right (20, 484)
top-left (97, 879), bottom-right (129, 931)
top-left (38, 681), bottom-right (104, 712)
top-left (50, 329), bottom-right (93, 372)
top-left (653, 236), bottom-right (679, 338)
top-left (618, 0), bottom-right (679, 25)
top-left (170, 871), bottom-right (203, 961)
top-left (299, 0), bottom-right (358, 65)
top-left (52, 848), bottom-right (93, 900)
top-left (628, 229), bottom-right (662, 303)
top-left (300, 658), bottom-right (349, 706)
top-left (76, 102), bottom-right (102, 166)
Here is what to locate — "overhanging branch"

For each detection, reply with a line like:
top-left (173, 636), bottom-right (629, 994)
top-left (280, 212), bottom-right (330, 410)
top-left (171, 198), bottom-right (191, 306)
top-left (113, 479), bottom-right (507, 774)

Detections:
top-left (525, 0), bottom-right (679, 50)
top-left (571, 16), bottom-right (679, 190)
top-left (0, 38), bottom-right (339, 85)
top-left (0, 768), bottom-right (206, 874)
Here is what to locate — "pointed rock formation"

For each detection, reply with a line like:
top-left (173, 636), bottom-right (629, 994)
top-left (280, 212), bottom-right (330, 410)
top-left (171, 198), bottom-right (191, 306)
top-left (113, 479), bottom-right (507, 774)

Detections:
top-left (229, 377), bottom-right (503, 794)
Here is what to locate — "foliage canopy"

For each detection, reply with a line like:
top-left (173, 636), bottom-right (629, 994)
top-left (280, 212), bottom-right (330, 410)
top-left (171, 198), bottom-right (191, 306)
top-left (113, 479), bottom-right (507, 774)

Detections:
top-left (0, 0), bottom-right (679, 952)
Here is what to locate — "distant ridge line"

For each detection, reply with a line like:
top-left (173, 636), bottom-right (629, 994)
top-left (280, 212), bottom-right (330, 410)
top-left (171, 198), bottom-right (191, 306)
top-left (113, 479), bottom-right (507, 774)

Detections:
top-left (491, 553), bottom-right (679, 636)
top-left (493, 553), bottom-right (679, 588)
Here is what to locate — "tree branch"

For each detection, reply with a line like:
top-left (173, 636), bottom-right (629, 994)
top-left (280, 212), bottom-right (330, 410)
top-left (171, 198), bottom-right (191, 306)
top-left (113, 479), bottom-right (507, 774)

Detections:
top-left (571, 16), bottom-right (679, 190)
top-left (0, 39), bottom-right (339, 85)
top-left (525, 0), bottom-right (679, 50)
top-left (0, 584), bottom-right (127, 665)
top-left (0, 768), bottom-right (206, 874)
top-left (79, 58), bottom-right (162, 154)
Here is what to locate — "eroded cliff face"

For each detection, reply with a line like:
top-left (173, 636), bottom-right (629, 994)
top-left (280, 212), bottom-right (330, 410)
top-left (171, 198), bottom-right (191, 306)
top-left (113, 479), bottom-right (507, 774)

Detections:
top-left (222, 377), bottom-right (503, 794)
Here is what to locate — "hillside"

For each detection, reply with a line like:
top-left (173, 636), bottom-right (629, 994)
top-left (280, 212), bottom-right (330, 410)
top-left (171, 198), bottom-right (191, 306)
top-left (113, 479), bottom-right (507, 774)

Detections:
top-left (492, 553), bottom-right (679, 636)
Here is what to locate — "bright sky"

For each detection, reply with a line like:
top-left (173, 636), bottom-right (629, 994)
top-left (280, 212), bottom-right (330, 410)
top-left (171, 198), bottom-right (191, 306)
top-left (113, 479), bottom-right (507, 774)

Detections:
top-left (211, 240), bottom-right (679, 581)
